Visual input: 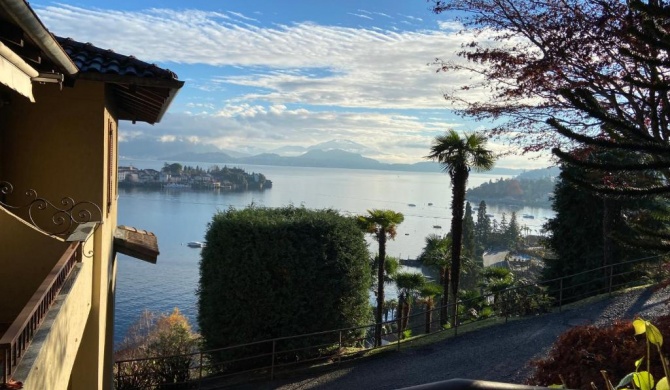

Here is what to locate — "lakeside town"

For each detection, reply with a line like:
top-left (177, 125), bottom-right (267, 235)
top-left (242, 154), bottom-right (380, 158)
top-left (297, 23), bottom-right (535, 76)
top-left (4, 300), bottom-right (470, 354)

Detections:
top-left (118, 163), bottom-right (272, 191)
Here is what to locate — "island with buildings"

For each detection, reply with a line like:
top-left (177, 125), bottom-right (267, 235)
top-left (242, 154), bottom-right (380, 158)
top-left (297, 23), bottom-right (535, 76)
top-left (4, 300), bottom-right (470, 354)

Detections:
top-left (119, 163), bottom-right (272, 191)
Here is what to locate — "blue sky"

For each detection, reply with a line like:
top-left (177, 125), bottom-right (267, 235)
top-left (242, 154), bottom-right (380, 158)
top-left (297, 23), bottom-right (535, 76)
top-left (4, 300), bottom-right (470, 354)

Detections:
top-left (33, 1), bottom-right (550, 168)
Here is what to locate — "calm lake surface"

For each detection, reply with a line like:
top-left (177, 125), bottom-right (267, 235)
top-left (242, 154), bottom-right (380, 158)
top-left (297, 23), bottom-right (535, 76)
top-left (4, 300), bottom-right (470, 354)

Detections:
top-left (114, 160), bottom-right (554, 344)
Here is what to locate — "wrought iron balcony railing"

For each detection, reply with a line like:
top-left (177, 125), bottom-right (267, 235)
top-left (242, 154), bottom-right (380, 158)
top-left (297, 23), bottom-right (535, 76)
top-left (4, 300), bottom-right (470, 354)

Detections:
top-left (0, 180), bottom-right (102, 238)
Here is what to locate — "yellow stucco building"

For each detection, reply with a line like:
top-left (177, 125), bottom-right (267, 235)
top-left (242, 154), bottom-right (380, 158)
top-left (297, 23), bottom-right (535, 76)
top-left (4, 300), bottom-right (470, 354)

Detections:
top-left (0, 1), bottom-right (183, 388)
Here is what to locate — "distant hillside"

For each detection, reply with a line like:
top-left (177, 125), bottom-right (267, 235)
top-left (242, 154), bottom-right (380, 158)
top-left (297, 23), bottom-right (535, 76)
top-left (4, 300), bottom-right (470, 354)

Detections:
top-left (162, 149), bottom-right (426, 171)
top-left (516, 166), bottom-right (559, 180)
top-left (121, 137), bottom-right (537, 174)
top-left (164, 151), bottom-right (237, 163)
top-left (467, 168), bottom-right (557, 206)
top-left (307, 139), bottom-right (376, 155)
top-left (159, 149), bottom-right (528, 174)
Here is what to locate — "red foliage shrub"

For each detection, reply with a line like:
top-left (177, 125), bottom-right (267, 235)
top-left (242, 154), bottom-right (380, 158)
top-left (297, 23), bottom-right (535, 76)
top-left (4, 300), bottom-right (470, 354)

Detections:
top-left (527, 315), bottom-right (670, 390)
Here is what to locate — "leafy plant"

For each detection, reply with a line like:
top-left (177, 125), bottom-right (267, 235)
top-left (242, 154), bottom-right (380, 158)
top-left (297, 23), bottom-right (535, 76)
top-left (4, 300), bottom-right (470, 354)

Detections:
top-left (114, 308), bottom-right (199, 389)
top-left (478, 306), bottom-right (494, 319)
top-left (613, 319), bottom-right (669, 390)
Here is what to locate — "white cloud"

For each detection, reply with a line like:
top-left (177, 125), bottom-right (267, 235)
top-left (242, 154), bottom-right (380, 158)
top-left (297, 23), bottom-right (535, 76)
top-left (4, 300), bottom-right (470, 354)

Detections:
top-left (39, 4), bottom-right (549, 168)
top-left (438, 20), bottom-right (463, 31)
top-left (348, 13), bottom-right (373, 20)
top-left (121, 104), bottom-right (551, 169)
top-left (227, 11), bottom-right (259, 22)
top-left (38, 4), bottom-right (493, 109)
top-left (402, 15), bottom-right (423, 22)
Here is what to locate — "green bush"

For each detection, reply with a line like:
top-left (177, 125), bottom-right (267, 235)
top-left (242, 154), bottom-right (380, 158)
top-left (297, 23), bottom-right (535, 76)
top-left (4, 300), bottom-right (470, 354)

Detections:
top-left (198, 206), bottom-right (371, 370)
top-left (479, 306), bottom-right (494, 319)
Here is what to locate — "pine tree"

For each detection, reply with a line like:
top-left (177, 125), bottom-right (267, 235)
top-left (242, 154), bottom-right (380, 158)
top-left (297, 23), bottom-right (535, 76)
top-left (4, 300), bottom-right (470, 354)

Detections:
top-left (474, 200), bottom-right (491, 252)
top-left (507, 212), bottom-right (521, 250)
top-left (496, 213), bottom-right (509, 249)
top-left (463, 202), bottom-right (478, 263)
top-left (543, 161), bottom-right (658, 300)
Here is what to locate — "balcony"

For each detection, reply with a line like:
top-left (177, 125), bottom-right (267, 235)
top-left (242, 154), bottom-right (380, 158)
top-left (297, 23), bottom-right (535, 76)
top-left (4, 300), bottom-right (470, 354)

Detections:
top-left (0, 185), bottom-right (99, 388)
top-left (0, 242), bottom-right (88, 384)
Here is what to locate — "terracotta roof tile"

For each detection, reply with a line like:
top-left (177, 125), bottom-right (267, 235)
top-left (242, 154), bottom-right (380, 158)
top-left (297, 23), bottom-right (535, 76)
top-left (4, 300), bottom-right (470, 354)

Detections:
top-left (55, 37), bottom-right (179, 81)
top-left (52, 36), bottom-right (183, 124)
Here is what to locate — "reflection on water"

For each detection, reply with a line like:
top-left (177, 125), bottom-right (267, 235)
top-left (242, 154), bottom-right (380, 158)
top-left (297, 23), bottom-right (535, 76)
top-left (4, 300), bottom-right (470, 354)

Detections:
top-left (114, 162), bottom-right (554, 344)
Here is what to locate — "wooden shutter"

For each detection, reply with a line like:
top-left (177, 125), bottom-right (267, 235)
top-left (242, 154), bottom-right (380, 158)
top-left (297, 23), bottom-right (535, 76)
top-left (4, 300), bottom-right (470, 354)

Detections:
top-left (107, 120), bottom-right (114, 215)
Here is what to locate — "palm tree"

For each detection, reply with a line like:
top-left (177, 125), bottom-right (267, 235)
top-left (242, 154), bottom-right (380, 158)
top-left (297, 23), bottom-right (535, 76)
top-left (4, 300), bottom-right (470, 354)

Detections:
top-left (418, 233), bottom-right (478, 326)
top-left (418, 283), bottom-right (442, 334)
top-left (357, 209), bottom-right (404, 347)
top-left (479, 267), bottom-right (515, 314)
top-left (426, 130), bottom-right (495, 325)
top-left (383, 299), bottom-right (398, 322)
top-left (418, 234), bottom-right (452, 326)
top-left (395, 272), bottom-right (426, 333)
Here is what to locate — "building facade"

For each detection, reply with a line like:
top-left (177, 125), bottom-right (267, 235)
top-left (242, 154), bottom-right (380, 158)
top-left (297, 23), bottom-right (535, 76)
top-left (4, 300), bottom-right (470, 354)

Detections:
top-left (0, 1), bottom-right (183, 388)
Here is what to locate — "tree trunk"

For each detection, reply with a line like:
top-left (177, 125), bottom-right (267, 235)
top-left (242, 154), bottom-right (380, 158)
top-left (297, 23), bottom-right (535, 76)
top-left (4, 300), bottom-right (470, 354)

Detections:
top-left (375, 230), bottom-right (387, 347)
top-left (425, 299), bottom-right (433, 334)
top-left (401, 296), bottom-right (410, 333)
top-left (450, 168), bottom-right (468, 326)
top-left (440, 266), bottom-right (450, 326)
top-left (602, 197), bottom-right (614, 270)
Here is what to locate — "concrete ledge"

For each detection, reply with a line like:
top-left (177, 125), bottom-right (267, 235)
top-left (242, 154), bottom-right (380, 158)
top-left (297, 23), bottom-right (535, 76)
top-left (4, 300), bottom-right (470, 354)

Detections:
top-left (13, 259), bottom-right (92, 390)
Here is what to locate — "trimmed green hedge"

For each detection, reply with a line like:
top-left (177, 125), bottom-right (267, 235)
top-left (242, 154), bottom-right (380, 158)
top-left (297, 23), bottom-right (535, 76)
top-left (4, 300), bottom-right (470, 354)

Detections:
top-left (198, 206), bottom-right (371, 366)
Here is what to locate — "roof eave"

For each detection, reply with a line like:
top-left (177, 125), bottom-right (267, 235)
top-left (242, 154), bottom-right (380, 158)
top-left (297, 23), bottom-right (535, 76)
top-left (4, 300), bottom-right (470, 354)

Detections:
top-left (0, 0), bottom-right (78, 75)
top-left (77, 72), bottom-right (184, 124)
top-left (75, 72), bottom-right (184, 90)
top-left (153, 83), bottom-right (183, 124)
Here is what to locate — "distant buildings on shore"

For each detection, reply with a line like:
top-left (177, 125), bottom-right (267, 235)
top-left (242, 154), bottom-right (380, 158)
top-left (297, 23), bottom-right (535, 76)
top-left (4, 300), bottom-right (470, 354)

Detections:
top-left (118, 165), bottom-right (272, 191)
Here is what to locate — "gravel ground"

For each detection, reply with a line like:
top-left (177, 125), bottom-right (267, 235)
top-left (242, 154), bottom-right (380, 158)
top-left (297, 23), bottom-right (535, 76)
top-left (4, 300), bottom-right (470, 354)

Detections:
top-left (226, 285), bottom-right (670, 390)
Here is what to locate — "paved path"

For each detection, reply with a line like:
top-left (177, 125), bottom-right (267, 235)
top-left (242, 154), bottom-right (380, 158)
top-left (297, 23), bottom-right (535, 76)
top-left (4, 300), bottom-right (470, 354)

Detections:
top-left (227, 286), bottom-right (670, 390)
top-left (483, 250), bottom-right (509, 268)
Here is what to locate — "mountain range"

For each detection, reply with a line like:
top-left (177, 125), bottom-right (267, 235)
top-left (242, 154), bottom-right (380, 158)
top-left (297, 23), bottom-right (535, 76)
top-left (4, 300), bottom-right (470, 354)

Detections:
top-left (119, 137), bottom-right (539, 175)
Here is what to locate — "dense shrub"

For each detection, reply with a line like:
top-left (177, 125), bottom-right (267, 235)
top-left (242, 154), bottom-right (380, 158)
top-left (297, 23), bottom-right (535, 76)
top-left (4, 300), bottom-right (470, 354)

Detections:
top-left (197, 206), bottom-right (371, 368)
top-left (527, 315), bottom-right (670, 389)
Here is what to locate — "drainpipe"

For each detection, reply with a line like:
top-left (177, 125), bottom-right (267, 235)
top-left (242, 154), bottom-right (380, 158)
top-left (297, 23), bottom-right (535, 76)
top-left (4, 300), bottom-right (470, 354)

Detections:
top-left (0, 0), bottom-right (78, 75)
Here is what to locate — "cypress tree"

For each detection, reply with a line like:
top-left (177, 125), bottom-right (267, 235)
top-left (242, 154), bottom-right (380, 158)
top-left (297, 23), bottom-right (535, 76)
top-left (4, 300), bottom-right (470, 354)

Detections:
top-left (463, 202), bottom-right (478, 263)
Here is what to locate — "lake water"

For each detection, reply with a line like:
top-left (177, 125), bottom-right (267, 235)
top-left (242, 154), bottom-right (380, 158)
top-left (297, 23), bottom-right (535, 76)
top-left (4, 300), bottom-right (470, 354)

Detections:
top-left (114, 160), bottom-right (554, 344)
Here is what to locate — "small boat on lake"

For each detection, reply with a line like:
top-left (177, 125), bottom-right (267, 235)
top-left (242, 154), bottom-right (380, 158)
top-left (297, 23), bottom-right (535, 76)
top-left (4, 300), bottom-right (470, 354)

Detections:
top-left (187, 241), bottom-right (204, 248)
top-left (433, 225), bottom-right (442, 229)
top-left (522, 214), bottom-right (535, 219)
top-left (428, 203), bottom-right (433, 206)
top-left (408, 203), bottom-right (416, 207)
